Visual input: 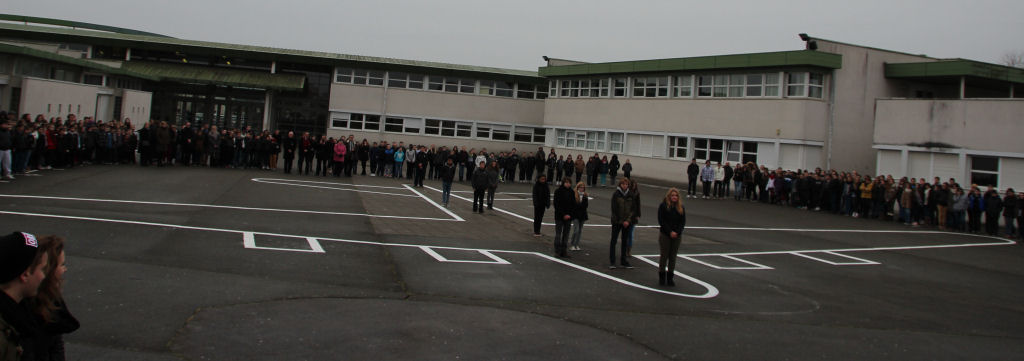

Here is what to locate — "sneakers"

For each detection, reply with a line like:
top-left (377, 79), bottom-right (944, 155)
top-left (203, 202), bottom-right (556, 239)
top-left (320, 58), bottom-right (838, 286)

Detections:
top-left (608, 264), bottom-right (617, 269)
top-left (621, 261), bottom-right (634, 269)
top-left (533, 233), bottom-right (542, 237)
top-left (3, 175), bottom-right (13, 180)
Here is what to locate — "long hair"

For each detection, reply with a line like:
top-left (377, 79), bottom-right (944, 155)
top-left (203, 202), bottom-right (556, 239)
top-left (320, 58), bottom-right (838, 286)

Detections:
top-left (575, 181), bottom-right (586, 203)
top-left (664, 188), bottom-right (684, 214)
top-left (29, 235), bottom-right (65, 322)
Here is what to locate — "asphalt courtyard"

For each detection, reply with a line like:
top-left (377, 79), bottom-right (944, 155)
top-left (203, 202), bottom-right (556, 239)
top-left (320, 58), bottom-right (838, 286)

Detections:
top-left (2, 164), bottom-right (1023, 360)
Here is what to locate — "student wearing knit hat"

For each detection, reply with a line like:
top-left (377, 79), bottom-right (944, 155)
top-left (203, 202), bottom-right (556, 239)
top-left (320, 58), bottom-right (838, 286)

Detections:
top-left (1, 231), bottom-right (48, 361)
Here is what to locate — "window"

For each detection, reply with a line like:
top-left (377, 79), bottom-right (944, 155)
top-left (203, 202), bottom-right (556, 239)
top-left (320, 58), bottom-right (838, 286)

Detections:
top-left (764, 73), bottom-right (780, 97)
top-left (713, 75), bottom-right (729, 97)
top-left (331, 112), bottom-right (380, 130)
top-left (335, 68), bottom-right (383, 86)
top-left (475, 123), bottom-right (512, 140)
top-left (668, 136), bottom-right (687, 159)
top-left (424, 119), bottom-right (472, 138)
top-left (692, 138), bottom-right (724, 163)
top-left (428, 76), bottom-right (444, 91)
top-left (970, 156), bottom-right (999, 188)
top-left (83, 74), bottom-right (104, 86)
top-left (388, 72), bottom-right (408, 88)
top-left (613, 78), bottom-right (628, 97)
top-left (556, 129), bottom-right (603, 150)
top-left (673, 75), bottom-right (692, 97)
top-left (515, 126), bottom-right (546, 143)
top-left (443, 78), bottom-right (476, 93)
top-left (808, 73), bottom-right (824, 98)
top-left (518, 83), bottom-right (546, 99)
top-left (384, 117), bottom-right (421, 134)
top-left (697, 75), bottom-right (713, 97)
top-left (745, 74), bottom-right (762, 97)
top-left (633, 76), bottom-right (669, 97)
top-left (787, 72), bottom-right (806, 97)
top-left (726, 141), bottom-right (758, 163)
top-left (728, 74), bottom-right (745, 97)
top-left (387, 72), bottom-right (424, 89)
top-left (480, 80), bottom-right (514, 97)
top-left (609, 132), bottom-right (624, 152)
top-left (549, 80), bottom-right (558, 97)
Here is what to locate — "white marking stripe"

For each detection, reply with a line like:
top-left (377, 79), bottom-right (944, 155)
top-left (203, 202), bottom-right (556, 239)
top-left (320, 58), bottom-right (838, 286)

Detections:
top-left (243, 232), bottom-right (324, 253)
top-left (679, 255), bottom-right (774, 270)
top-left (1, 210), bottom-right (717, 298)
top-left (251, 178), bottom-right (417, 197)
top-left (403, 184), bottom-right (463, 222)
top-left (789, 251), bottom-right (879, 266)
top-left (419, 246), bottom-right (511, 265)
top-left (424, 185), bottom-right (534, 222)
top-left (0, 194), bottom-right (455, 221)
top-left (252, 178), bottom-right (408, 190)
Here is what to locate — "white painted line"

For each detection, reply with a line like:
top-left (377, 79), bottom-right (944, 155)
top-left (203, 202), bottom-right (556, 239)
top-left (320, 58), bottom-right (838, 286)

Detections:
top-left (679, 254), bottom-right (774, 270)
top-left (681, 236), bottom-right (1017, 258)
top-left (624, 255), bottom-right (720, 298)
top-left (242, 231), bottom-right (326, 253)
top-left (403, 184), bottom-right (464, 221)
top-left (252, 178), bottom-right (409, 190)
top-left (0, 194), bottom-right (456, 222)
top-left (1, 209), bottom-right (717, 298)
top-left (789, 251), bottom-right (880, 266)
top-left (423, 185), bottom-right (534, 223)
top-left (251, 178), bottom-right (418, 197)
top-left (419, 246), bottom-right (511, 265)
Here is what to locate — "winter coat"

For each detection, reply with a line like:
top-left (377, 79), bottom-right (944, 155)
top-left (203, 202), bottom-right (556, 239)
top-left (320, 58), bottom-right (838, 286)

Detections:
top-left (610, 188), bottom-right (638, 225)
top-left (471, 167), bottom-right (489, 190)
top-left (533, 180), bottom-right (551, 209)
top-left (553, 185), bottom-right (576, 220)
top-left (574, 193), bottom-right (589, 221)
top-left (658, 201), bottom-right (686, 239)
top-left (333, 142), bottom-right (347, 162)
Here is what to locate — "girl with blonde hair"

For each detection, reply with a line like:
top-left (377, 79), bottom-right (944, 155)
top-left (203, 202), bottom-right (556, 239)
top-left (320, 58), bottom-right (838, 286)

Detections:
top-left (657, 188), bottom-right (686, 286)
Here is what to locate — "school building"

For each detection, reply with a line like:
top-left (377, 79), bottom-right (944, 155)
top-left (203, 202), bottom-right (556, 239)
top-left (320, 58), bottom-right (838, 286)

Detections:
top-left (0, 15), bottom-right (1021, 188)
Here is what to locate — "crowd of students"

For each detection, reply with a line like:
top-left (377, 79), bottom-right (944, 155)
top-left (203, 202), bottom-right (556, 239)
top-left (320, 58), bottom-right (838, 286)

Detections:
top-left (1, 232), bottom-right (77, 361)
top-left (684, 159), bottom-right (1024, 239)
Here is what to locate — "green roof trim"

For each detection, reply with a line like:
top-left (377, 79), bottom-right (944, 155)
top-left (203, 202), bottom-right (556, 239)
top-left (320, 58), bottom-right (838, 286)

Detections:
top-left (0, 22), bottom-right (540, 80)
top-left (0, 14), bottom-right (171, 38)
top-left (0, 42), bottom-right (160, 81)
top-left (885, 60), bottom-right (1024, 84)
top-left (122, 61), bottom-right (305, 90)
top-left (539, 50), bottom-right (842, 77)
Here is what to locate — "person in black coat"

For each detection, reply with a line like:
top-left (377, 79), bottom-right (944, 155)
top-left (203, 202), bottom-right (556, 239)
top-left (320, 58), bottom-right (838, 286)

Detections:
top-left (471, 161), bottom-right (489, 214)
top-left (983, 187), bottom-right (1003, 236)
top-left (657, 188), bottom-right (686, 286)
top-left (686, 159), bottom-right (699, 197)
top-left (1002, 188), bottom-right (1017, 237)
top-left (281, 131), bottom-right (297, 174)
top-left (553, 178), bottom-right (576, 258)
top-left (532, 175), bottom-right (551, 236)
top-left (570, 182), bottom-right (589, 251)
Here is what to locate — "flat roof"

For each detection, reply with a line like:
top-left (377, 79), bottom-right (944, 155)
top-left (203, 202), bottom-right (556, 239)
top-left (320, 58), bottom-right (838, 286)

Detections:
top-left (0, 22), bottom-right (541, 81)
top-left (885, 60), bottom-right (1024, 85)
top-left (0, 42), bottom-right (161, 81)
top-left (538, 50), bottom-right (842, 77)
top-left (122, 61), bottom-right (306, 91)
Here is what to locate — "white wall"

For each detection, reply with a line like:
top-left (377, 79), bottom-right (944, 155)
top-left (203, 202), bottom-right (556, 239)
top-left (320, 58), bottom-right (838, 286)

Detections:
top-left (121, 89), bottom-right (152, 129)
top-left (20, 77), bottom-right (103, 119)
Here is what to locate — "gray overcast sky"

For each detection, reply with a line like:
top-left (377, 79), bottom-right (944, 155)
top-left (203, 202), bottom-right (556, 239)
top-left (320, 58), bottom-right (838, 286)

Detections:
top-left (3, 0), bottom-right (1023, 71)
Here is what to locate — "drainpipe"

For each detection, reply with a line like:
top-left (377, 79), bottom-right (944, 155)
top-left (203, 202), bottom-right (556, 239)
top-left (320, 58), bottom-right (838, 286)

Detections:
top-left (826, 69), bottom-right (837, 170)
top-left (959, 76), bottom-right (965, 99)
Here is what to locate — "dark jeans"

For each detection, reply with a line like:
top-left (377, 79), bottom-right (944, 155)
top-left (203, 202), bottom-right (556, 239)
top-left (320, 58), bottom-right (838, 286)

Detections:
top-left (658, 233), bottom-right (682, 273)
top-left (486, 187), bottom-right (496, 207)
top-left (609, 223), bottom-right (633, 265)
top-left (687, 176), bottom-right (697, 195)
top-left (702, 181), bottom-right (712, 197)
top-left (554, 218), bottom-right (572, 255)
top-left (533, 206), bottom-right (546, 234)
top-left (473, 188), bottom-right (486, 211)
